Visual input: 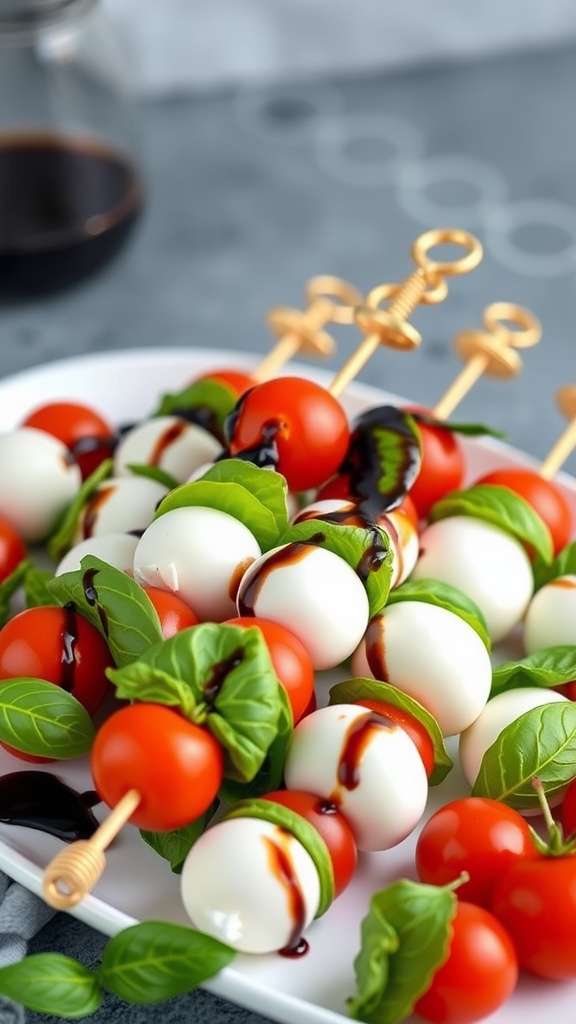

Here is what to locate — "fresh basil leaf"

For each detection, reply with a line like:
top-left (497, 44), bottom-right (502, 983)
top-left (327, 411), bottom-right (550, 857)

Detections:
top-left (48, 556), bottom-right (164, 667)
top-left (280, 518), bottom-right (393, 617)
top-left (0, 677), bottom-right (94, 758)
top-left (98, 921), bottom-right (234, 1003)
top-left (0, 559), bottom-right (29, 627)
top-left (219, 683), bottom-right (293, 803)
top-left (410, 410), bottom-right (505, 439)
top-left (386, 578), bottom-right (490, 650)
top-left (491, 645), bottom-right (576, 697)
top-left (46, 459), bottom-right (113, 563)
top-left (140, 801), bottom-right (219, 874)
top-left (225, 796), bottom-right (335, 917)
top-left (23, 563), bottom-right (54, 608)
top-left (154, 459), bottom-right (289, 552)
top-left (328, 678), bottom-right (453, 786)
top-left (473, 701), bottom-right (576, 810)
top-left (429, 483), bottom-right (554, 566)
top-left (342, 406), bottom-right (422, 510)
top-left (107, 660), bottom-right (198, 717)
top-left (534, 541), bottom-right (576, 590)
top-left (348, 878), bottom-right (455, 1024)
top-left (155, 377), bottom-right (239, 439)
top-left (0, 953), bottom-right (102, 1018)
top-left (126, 463), bottom-right (179, 490)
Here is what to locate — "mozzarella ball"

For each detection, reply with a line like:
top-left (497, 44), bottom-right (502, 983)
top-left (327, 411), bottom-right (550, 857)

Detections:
top-left (74, 476), bottom-right (168, 542)
top-left (412, 515), bottom-right (534, 643)
top-left (459, 687), bottom-right (569, 789)
top-left (180, 816), bottom-right (320, 953)
top-left (55, 532), bottom-right (140, 575)
top-left (0, 428), bottom-right (81, 542)
top-left (133, 505), bottom-right (261, 621)
top-left (523, 575), bottom-right (576, 654)
top-left (351, 601), bottom-right (492, 736)
top-left (236, 543), bottom-right (370, 670)
top-left (114, 416), bottom-right (223, 483)
top-left (283, 703), bottom-right (428, 851)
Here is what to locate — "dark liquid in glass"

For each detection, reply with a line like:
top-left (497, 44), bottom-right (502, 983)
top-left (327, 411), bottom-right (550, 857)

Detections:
top-left (0, 133), bottom-right (143, 300)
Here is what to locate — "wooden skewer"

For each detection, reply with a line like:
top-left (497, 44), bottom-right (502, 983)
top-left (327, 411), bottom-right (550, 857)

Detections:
top-left (251, 275), bottom-right (363, 382)
top-left (432, 302), bottom-right (542, 421)
top-left (540, 385), bottom-right (576, 480)
top-left (42, 789), bottom-right (140, 910)
top-left (328, 227), bottom-right (484, 399)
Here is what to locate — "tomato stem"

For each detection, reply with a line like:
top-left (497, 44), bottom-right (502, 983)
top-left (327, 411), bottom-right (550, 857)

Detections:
top-left (529, 777), bottom-right (576, 858)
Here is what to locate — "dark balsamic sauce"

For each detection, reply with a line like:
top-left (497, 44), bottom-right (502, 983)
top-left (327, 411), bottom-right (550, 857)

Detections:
top-left (82, 567), bottom-right (109, 635)
top-left (60, 602), bottom-right (79, 694)
top-left (336, 713), bottom-right (395, 792)
top-left (237, 538), bottom-right (325, 614)
top-left (264, 831), bottom-right (307, 957)
top-left (203, 647), bottom-right (245, 703)
top-left (0, 771), bottom-right (100, 841)
top-left (81, 484), bottom-right (116, 539)
top-left (149, 420), bottom-right (188, 466)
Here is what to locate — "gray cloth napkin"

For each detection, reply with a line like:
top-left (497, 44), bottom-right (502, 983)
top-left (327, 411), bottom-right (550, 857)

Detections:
top-left (0, 873), bottom-right (56, 1024)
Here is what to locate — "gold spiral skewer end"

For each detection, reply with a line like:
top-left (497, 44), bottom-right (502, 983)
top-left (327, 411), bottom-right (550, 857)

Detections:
top-left (42, 842), bottom-right (106, 910)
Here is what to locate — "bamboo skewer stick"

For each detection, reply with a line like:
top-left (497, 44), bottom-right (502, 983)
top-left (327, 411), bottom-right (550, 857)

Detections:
top-left (540, 385), bottom-right (576, 480)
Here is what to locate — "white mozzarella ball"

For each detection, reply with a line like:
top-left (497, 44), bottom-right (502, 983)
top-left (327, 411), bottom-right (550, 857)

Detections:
top-left (412, 515), bottom-right (534, 643)
top-left (0, 428), bottom-right (81, 542)
top-left (133, 505), bottom-right (261, 621)
top-left (236, 543), bottom-right (369, 670)
top-left (55, 532), bottom-right (140, 575)
top-left (74, 476), bottom-right (168, 541)
top-left (523, 575), bottom-right (576, 654)
top-left (459, 686), bottom-right (569, 789)
top-left (351, 601), bottom-right (492, 736)
top-left (180, 816), bottom-right (320, 954)
top-left (114, 416), bottom-right (223, 483)
top-left (283, 703), bottom-right (428, 851)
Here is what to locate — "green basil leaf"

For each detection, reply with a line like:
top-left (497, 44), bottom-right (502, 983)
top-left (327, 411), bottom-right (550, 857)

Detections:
top-left (98, 920), bottom-right (235, 1003)
top-left (224, 796), bottom-right (335, 917)
top-left (23, 563), bottom-right (55, 608)
top-left (126, 463), bottom-right (179, 490)
top-left (0, 678), bottom-right (95, 758)
top-left (343, 406), bottom-right (422, 509)
top-left (140, 800), bottom-right (219, 873)
top-left (279, 518), bottom-right (394, 617)
top-left (107, 660), bottom-right (198, 717)
top-left (348, 878), bottom-right (455, 1024)
top-left (328, 678), bottom-right (453, 786)
top-left (48, 556), bottom-right (164, 666)
top-left (473, 701), bottom-right (576, 810)
top-left (0, 559), bottom-right (29, 627)
top-left (411, 411), bottom-right (505, 438)
top-left (490, 645), bottom-right (576, 697)
top-left (155, 377), bottom-right (239, 439)
top-left (218, 683), bottom-right (293, 803)
top-left (386, 578), bottom-right (491, 650)
top-left (0, 953), bottom-right (102, 1018)
top-left (534, 541), bottom-right (576, 590)
top-left (429, 483), bottom-right (554, 565)
top-left (154, 459), bottom-right (289, 552)
top-left (46, 459), bottom-right (113, 563)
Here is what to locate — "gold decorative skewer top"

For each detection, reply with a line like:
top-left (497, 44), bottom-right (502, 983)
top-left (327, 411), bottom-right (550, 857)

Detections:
top-left (540, 385), bottom-right (576, 480)
top-left (328, 228), bottom-right (484, 399)
top-left (432, 302), bottom-right (543, 421)
top-left (252, 275), bottom-right (363, 382)
top-left (42, 789), bottom-right (141, 910)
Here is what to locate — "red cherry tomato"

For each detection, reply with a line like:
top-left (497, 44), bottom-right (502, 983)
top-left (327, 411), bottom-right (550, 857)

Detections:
top-left (556, 680), bottom-right (576, 701)
top-left (0, 518), bottom-right (26, 582)
top-left (414, 901), bottom-right (518, 1024)
top-left (562, 776), bottom-right (576, 837)
top-left (262, 788), bottom-right (357, 897)
top-left (354, 697), bottom-right (435, 779)
top-left (227, 377), bottom-right (350, 492)
top-left (415, 797), bottom-right (536, 907)
top-left (224, 616), bottom-right (315, 723)
top-left (491, 852), bottom-right (576, 979)
top-left (0, 605), bottom-right (112, 715)
top-left (91, 703), bottom-right (224, 831)
top-left (475, 467), bottom-right (572, 555)
top-left (21, 400), bottom-right (116, 480)
top-left (404, 406), bottom-right (465, 519)
top-left (196, 368), bottom-right (255, 396)
top-left (142, 586), bottom-right (199, 639)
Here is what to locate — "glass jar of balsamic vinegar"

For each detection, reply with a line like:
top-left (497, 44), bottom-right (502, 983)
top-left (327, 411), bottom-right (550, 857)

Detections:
top-left (0, 0), bottom-right (144, 299)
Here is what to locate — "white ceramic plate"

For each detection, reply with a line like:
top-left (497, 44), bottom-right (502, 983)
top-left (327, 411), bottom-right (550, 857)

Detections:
top-left (0, 348), bottom-right (574, 1024)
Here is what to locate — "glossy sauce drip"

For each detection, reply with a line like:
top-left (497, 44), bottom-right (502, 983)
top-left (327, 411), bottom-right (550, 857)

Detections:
top-left (60, 602), bottom-right (79, 693)
top-left (228, 557), bottom-right (256, 603)
top-left (237, 537), bottom-right (325, 614)
top-left (149, 420), bottom-right (189, 466)
top-left (0, 771), bottom-right (100, 841)
top-left (336, 713), bottom-right (395, 792)
top-left (364, 613), bottom-right (389, 681)
top-left (340, 405), bottom-right (422, 516)
top-left (81, 484), bottom-right (116, 538)
top-left (203, 646), bottom-right (244, 702)
top-left (264, 829), bottom-right (308, 958)
top-left (82, 567), bottom-right (109, 635)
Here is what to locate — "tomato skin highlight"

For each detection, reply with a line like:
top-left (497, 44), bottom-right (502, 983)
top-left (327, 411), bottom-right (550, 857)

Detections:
top-left (354, 697), bottom-right (435, 779)
top-left (404, 406), bottom-right (465, 520)
top-left (21, 400), bottom-right (116, 480)
top-left (0, 518), bottom-right (26, 582)
top-left (415, 797), bottom-right (536, 907)
top-left (142, 585), bottom-right (199, 638)
top-left (414, 901), bottom-right (518, 1024)
top-left (262, 788), bottom-right (357, 897)
top-left (91, 703), bottom-right (224, 831)
top-left (475, 467), bottom-right (572, 556)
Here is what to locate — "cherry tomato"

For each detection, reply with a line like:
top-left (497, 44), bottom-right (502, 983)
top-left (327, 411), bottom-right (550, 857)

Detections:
top-left (0, 604), bottom-right (112, 715)
top-left (475, 467), bottom-right (572, 555)
top-left (555, 680), bottom-right (576, 700)
top-left (262, 788), bottom-right (357, 897)
top-left (0, 518), bottom-right (26, 582)
top-left (404, 406), bottom-right (465, 519)
top-left (415, 797), bottom-right (536, 907)
top-left (491, 852), bottom-right (576, 979)
top-left (91, 703), bottom-right (224, 831)
top-left (224, 616), bottom-right (315, 723)
top-left (414, 901), bottom-right (518, 1024)
top-left (21, 400), bottom-right (116, 480)
top-left (196, 368), bottom-right (255, 396)
top-left (142, 585), bottom-right (199, 639)
top-left (227, 377), bottom-right (350, 492)
top-left (562, 776), bottom-right (576, 837)
top-left (354, 697), bottom-right (435, 779)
